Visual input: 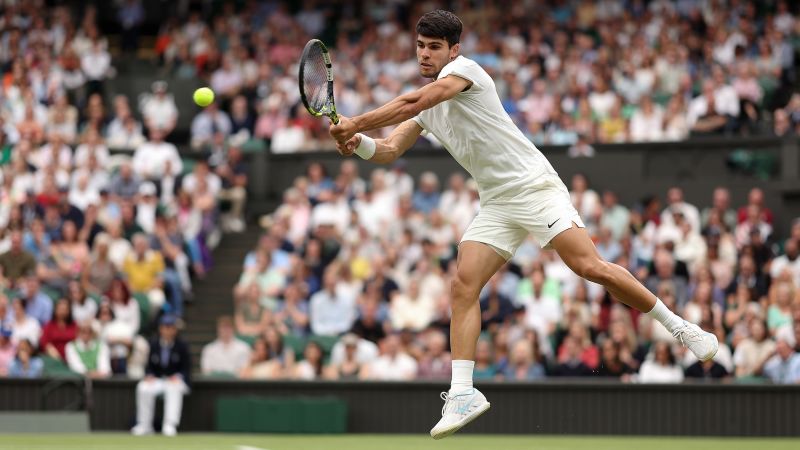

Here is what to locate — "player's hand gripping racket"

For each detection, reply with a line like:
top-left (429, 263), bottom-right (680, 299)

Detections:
top-left (299, 39), bottom-right (339, 125)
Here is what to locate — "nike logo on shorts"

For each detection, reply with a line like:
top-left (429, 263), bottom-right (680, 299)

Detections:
top-left (547, 219), bottom-right (560, 229)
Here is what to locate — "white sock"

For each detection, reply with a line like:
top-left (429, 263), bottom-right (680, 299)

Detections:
top-left (450, 360), bottom-right (474, 394)
top-left (646, 298), bottom-right (683, 333)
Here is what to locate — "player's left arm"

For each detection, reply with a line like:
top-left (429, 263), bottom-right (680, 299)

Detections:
top-left (330, 75), bottom-right (470, 142)
top-left (336, 119), bottom-right (423, 164)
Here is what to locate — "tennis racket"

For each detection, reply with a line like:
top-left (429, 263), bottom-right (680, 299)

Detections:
top-left (298, 39), bottom-right (339, 124)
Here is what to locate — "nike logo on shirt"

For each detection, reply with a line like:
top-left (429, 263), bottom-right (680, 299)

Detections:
top-left (547, 219), bottom-right (560, 229)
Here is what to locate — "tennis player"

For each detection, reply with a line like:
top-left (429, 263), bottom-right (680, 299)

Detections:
top-left (329, 10), bottom-right (718, 440)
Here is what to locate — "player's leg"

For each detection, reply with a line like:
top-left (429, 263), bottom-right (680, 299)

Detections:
top-left (549, 223), bottom-right (718, 361)
top-left (450, 240), bottom-right (507, 361)
top-left (431, 240), bottom-right (504, 440)
top-left (431, 202), bottom-right (525, 440)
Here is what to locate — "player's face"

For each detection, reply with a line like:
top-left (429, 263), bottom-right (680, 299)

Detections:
top-left (416, 35), bottom-right (459, 79)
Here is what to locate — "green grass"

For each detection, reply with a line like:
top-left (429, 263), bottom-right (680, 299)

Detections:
top-left (1, 434), bottom-right (799, 450)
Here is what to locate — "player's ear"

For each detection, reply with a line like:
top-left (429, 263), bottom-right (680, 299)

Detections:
top-left (450, 42), bottom-right (460, 60)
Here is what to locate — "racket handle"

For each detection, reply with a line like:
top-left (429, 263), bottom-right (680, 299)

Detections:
top-left (330, 113), bottom-right (339, 125)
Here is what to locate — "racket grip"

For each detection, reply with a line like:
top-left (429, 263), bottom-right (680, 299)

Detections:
top-left (330, 114), bottom-right (339, 125)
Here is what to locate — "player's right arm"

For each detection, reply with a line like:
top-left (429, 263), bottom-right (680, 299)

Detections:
top-left (336, 119), bottom-right (423, 164)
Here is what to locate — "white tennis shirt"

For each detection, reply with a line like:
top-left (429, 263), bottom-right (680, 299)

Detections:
top-left (413, 56), bottom-right (560, 202)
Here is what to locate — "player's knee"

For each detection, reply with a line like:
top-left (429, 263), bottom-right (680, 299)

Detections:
top-left (578, 259), bottom-right (614, 285)
top-left (451, 273), bottom-right (480, 303)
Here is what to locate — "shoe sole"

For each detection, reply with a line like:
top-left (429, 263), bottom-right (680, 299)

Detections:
top-left (430, 402), bottom-right (491, 440)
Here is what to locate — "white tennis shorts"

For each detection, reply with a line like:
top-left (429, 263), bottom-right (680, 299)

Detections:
top-left (461, 175), bottom-right (585, 260)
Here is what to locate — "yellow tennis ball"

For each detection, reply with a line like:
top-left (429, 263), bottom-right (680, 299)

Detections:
top-left (193, 87), bottom-right (214, 107)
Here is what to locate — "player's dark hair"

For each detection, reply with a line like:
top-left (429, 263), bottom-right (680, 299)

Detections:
top-left (416, 10), bottom-right (462, 47)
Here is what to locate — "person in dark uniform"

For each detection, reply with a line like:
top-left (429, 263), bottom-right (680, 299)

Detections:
top-left (130, 314), bottom-right (190, 436)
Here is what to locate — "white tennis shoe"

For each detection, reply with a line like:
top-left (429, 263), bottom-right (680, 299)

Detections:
top-left (673, 320), bottom-right (719, 362)
top-left (430, 388), bottom-right (491, 440)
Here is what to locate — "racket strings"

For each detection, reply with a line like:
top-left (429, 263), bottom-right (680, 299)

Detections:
top-left (302, 44), bottom-right (330, 113)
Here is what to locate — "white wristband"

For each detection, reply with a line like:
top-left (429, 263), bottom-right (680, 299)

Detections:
top-left (353, 134), bottom-right (376, 160)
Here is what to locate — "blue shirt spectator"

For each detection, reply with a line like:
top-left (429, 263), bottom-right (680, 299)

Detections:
top-left (309, 269), bottom-right (357, 337)
top-left (8, 340), bottom-right (43, 378)
top-left (412, 172), bottom-right (440, 214)
top-left (17, 278), bottom-right (53, 326)
top-left (763, 336), bottom-right (800, 384)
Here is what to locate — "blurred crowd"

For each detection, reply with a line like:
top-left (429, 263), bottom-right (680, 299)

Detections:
top-left (0, 3), bottom-right (248, 379)
top-left (198, 160), bottom-right (800, 384)
top-left (2, 0), bottom-right (800, 385)
top-left (149, 0), bottom-right (800, 153)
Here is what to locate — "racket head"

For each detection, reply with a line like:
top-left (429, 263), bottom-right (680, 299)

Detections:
top-left (298, 39), bottom-right (339, 124)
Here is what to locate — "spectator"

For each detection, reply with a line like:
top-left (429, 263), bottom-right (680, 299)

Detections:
top-left (235, 284), bottom-right (273, 338)
top-left (733, 320), bottom-right (775, 379)
top-left (210, 55), bottom-right (243, 101)
top-left (553, 335), bottom-right (594, 377)
top-left (8, 339), bottom-right (43, 378)
top-left (274, 282), bottom-right (310, 337)
top-left (81, 234), bottom-right (116, 297)
top-left (140, 81), bottom-right (178, 135)
top-left (8, 297), bottom-right (42, 349)
top-left (735, 204), bottom-right (772, 249)
top-left (229, 96), bottom-right (255, 138)
top-left (65, 321), bottom-right (111, 378)
top-left (567, 133), bottom-right (595, 158)
top-left (215, 146), bottom-right (249, 233)
top-left (411, 172), bottom-right (441, 215)
top-left (200, 316), bottom-right (251, 376)
top-left (685, 359), bottom-right (730, 380)
top-left (80, 39), bottom-right (111, 98)
top-left (637, 342), bottom-right (684, 383)
top-left (417, 329), bottom-right (452, 380)
top-left (596, 339), bottom-right (634, 378)
top-left (629, 96), bottom-right (664, 142)
top-left (309, 265), bottom-right (357, 337)
top-left (763, 328), bottom-right (800, 384)
top-left (190, 102), bottom-right (232, 150)
top-left (39, 298), bottom-right (77, 360)
top-left (106, 278), bottom-right (140, 335)
top-left (646, 250), bottom-right (689, 309)
top-left (292, 340), bottom-right (334, 380)
top-left (96, 301), bottom-right (138, 376)
top-left (0, 230), bottom-right (36, 285)
top-left (131, 129), bottom-right (182, 184)
top-left (770, 239), bottom-right (800, 288)
top-left (688, 80), bottom-right (735, 135)
top-left (599, 190), bottom-right (629, 241)
top-left (17, 276), bottom-right (53, 326)
top-left (502, 337), bottom-right (546, 380)
top-left (519, 268), bottom-right (561, 342)
top-left (701, 187), bottom-right (737, 232)
top-left (350, 297), bottom-right (387, 344)
top-left (234, 250), bottom-right (286, 310)
top-left (122, 233), bottom-right (168, 316)
top-left (479, 274), bottom-right (516, 330)
top-left (131, 314), bottom-right (190, 437)
top-left (737, 188), bottom-right (773, 226)
top-left (108, 163), bottom-right (142, 201)
top-left (360, 334), bottom-right (418, 381)
top-left (767, 282), bottom-right (795, 334)
top-left (330, 333), bottom-right (368, 380)
top-left (473, 339), bottom-right (498, 380)
top-left (390, 278), bottom-right (436, 332)
top-left (117, 0), bottom-right (145, 52)
top-left (0, 327), bottom-right (14, 376)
